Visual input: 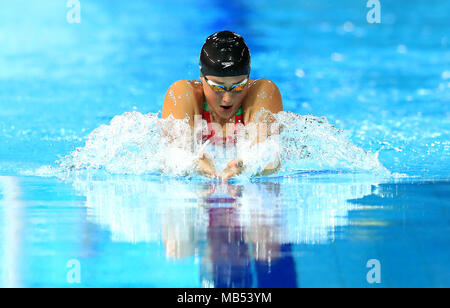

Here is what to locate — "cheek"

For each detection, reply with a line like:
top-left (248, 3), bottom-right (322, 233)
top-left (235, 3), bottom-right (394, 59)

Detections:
top-left (203, 87), bottom-right (220, 105)
top-left (230, 90), bottom-right (248, 101)
top-left (205, 92), bottom-right (218, 104)
top-left (202, 85), bottom-right (212, 98)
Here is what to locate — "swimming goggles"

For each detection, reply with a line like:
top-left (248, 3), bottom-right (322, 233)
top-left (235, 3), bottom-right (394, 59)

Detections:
top-left (203, 76), bottom-right (249, 93)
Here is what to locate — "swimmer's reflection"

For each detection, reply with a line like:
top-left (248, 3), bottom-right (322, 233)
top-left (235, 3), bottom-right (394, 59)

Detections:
top-left (74, 175), bottom-right (378, 286)
top-left (194, 182), bottom-right (297, 288)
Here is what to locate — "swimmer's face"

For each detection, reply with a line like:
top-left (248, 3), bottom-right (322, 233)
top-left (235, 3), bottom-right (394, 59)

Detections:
top-left (201, 75), bottom-right (249, 121)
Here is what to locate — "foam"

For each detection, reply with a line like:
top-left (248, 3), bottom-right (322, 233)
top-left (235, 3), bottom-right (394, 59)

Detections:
top-left (32, 109), bottom-right (390, 179)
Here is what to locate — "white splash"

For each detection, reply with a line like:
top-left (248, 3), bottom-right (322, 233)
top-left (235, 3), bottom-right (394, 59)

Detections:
top-left (31, 108), bottom-right (390, 179)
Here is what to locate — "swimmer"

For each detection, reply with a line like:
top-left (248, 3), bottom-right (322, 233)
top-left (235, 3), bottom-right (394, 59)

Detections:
top-left (162, 31), bottom-right (283, 181)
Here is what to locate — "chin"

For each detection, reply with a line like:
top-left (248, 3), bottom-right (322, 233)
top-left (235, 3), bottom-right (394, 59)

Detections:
top-left (222, 109), bottom-right (236, 118)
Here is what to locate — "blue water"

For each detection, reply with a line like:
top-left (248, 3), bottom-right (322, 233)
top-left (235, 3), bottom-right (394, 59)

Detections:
top-left (0, 0), bottom-right (449, 287)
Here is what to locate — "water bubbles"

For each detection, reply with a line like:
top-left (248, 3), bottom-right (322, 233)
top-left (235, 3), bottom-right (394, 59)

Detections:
top-left (43, 109), bottom-right (390, 179)
top-left (331, 53), bottom-right (344, 62)
top-left (257, 91), bottom-right (267, 100)
top-left (343, 21), bottom-right (355, 33)
top-left (57, 111), bottom-right (195, 176)
top-left (357, 94), bottom-right (368, 103)
top-left (295, 69), bottom-right (306, 78)
top-left (417, 88), bottom-right (430, 96)
top-left (442, 71), bottom-right (450, 80)
top-left (273, 111), bottom-right (389, 174)
top-left (397, 45), bottom-right (407, 54)
top-left (301, 102), bottom-right (311, 111)
top-left (168, 90), bottom-right (177, 106)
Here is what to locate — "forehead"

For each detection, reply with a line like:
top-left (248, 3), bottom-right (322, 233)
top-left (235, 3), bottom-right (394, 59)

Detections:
top-left (206, 75), bottom-right (247, 84)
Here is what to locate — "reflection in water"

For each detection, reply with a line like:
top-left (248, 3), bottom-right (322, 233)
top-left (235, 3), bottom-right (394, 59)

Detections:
top-left (0, 177), bottom-right (24, 288)
top-left (203, 207), bottom-right (253, 287)
top-left (71, 174), bottom-right (382, 287)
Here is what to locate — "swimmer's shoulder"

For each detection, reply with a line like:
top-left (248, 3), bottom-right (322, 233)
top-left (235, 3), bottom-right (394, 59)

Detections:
top-left (243, 78), bottom-right (283, 123)
top-left (161, 80), bottom-right (204, 126)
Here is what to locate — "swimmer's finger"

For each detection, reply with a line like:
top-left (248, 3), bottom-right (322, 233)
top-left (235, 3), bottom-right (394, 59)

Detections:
top-left (199, 169), bottom-right (216, 179)
top-left (199, 166), bottom-right (216, 177)
top-left (201, 161), bottom-right (216, 174)
top-left (221, 168), bottom-right (236, 182)
top-left (222, 174), bottom-right (233, 183)
top-left (197, 161), bottom-right (217, 178)
top-left (226, 160), bottom-right (236, 169)
top-left (226, 159), bottom-right (244, 170)
top-left (205, 173), bottom-right (217, 179)
top-left (221, 174), bottom-right (230, 183)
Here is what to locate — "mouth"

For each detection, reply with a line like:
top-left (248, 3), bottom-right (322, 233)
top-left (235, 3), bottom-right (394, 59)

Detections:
top-left (219, 105), bottom-right (233, 112)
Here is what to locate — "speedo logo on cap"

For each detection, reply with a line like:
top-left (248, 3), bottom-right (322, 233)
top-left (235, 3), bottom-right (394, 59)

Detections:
top-left (221, 62), bottom-right (234, 68)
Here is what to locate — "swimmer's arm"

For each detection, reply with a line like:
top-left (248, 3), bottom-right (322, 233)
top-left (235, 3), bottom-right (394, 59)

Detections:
top-left (246, 78), bottom-right (283, 124)
top-left (257, 156), bottom-right (282, 176)
top-left (160, 80), bottom-right (199, 149)
top-left (248, 79), bottom-right (283, 175)
top-left (161, 81), bottom-right (218, 178)
top-left (246, 78), bottom-right (283, 143)
top-left (222, 80), bottom-right (284, 181)
top-left (161, 80), bottom-right (196, 127)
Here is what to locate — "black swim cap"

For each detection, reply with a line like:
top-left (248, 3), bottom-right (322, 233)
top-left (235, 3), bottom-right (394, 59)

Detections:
top-left (199, 31), bottom-right (251, 77)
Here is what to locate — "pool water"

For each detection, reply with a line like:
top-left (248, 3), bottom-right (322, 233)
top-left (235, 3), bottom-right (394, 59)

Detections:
top-left (0, 0), bottom-right (449, 287)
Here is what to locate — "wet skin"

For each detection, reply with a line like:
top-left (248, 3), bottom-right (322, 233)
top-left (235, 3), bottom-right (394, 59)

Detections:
top-left (162, 76), bottom-right (283, 181)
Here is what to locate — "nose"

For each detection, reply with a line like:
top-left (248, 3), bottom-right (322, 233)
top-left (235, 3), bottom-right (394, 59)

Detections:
top-left (222, 91), bottom-right (233, 104)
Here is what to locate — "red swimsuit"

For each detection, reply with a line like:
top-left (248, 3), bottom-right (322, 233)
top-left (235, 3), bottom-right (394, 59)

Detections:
top-left (202, 100), bottom-right (244, 145)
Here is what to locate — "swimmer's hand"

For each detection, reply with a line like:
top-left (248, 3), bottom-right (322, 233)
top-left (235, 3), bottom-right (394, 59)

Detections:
top-left (194, 153), bottom-right (218, 179)
top-left (221, 156), bottom-right (281, 181)
top-left (220, 159), bottom-right (245, 182)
